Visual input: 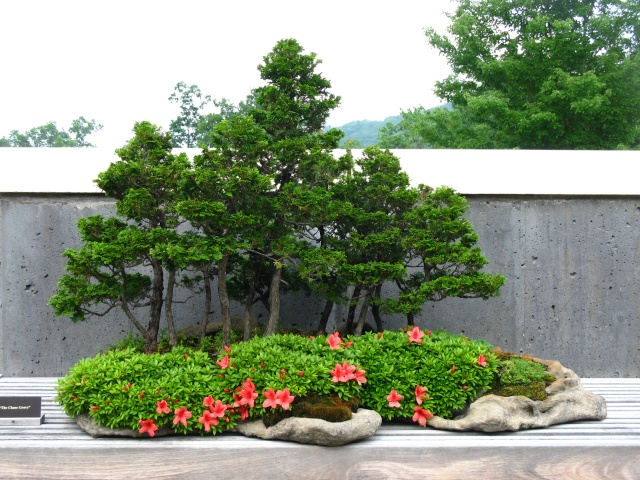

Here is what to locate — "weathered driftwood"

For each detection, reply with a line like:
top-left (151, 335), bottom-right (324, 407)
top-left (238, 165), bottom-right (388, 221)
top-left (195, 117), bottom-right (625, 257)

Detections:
top-left (429, 356), bottom-right (607, 432)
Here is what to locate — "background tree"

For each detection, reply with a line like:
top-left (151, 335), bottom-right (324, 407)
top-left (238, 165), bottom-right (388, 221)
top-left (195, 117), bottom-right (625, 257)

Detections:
top-left (168, 81), bottom-right (257, 148)
top-left (0, 117), bottom-right (103, 147)
top-left (382, 0), bottom-right (640, 149)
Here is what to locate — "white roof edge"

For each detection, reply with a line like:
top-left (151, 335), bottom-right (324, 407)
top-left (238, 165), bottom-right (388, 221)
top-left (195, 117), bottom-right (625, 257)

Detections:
top-left (1, 148), bottom-right (638, 195)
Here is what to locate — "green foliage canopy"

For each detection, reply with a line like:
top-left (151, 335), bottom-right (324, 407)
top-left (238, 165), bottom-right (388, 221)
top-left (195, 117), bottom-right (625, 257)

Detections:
top-left (381, 0), bottom-right (640, 149)
top-left (0, 116), bottom-right (103, 147)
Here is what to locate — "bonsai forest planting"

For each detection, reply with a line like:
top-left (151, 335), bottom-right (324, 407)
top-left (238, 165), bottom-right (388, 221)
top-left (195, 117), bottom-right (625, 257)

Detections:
top-left (49, 39), bottom-right (585, 439)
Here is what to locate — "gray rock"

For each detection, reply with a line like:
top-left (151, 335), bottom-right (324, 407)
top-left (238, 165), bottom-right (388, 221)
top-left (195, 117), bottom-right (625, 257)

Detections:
top-left (428, 356), bottom-right (607, 432)
top-left (76, 414), bottom-right (174, 438)
top-left (233, 408), bottom-right (382, 446)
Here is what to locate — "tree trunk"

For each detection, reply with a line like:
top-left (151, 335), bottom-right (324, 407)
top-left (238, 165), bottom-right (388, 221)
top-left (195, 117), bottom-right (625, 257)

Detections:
top-left (200, 267), bottom-right (212, 341)
top-left (218, 253), bottom-right (232, 347)
top-left (354, 289), bottom-right (372, 336)
top-left (264, 265), bottom-right (282, 336)
top-left (243, 258), bottom-right (260, 341)
top-left (371, 285), bottom-right (383, 333)
top-left (316, 299), bottom-right (334, 335)
top-left (147, 259), bottom-right (164, 352)
top-left (407, 311), bottom-right (415, 326)
top-left (346, 286), bottom-right (361, 334)
top-left (164, 269), bottom-right (178, 347)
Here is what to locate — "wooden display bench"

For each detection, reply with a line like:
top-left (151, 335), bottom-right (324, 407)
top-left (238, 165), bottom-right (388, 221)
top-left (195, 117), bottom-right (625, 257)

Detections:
top-left (0, 377), bottom-right (639, 479)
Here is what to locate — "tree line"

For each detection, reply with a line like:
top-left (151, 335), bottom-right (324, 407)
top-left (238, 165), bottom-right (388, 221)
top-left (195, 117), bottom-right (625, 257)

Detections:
top-left (49, 39), bottom-right (505, 351)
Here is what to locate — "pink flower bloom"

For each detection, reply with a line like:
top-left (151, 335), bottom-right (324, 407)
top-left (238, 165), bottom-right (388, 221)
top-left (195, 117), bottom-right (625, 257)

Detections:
top-left (198, 410), bottom-right (219, 431)
top-left (477, 354), bottom-right (487, 367)
top-left (330, 361), bottom-right (356, 383)
top-left (451, 365), bottom-right (456, 374)
top-left (173, 406), bottom-right (192, 427)
top-left (276, 389), bottom-right (295, 410)
top-left (344, 341), bottom-right (354, 347)
top-left (262, 388), bottom-right (279, 409)
top-left (386, 390), bottom-right (403, 408)
top-left (408, 326), bottom-right (424, 344)
top-left (223, 345), bottom-right (231, 353)
top-left (327, 332), bottom-right (342, 350)
top-left (412, 406), bottom-right (434, 427)
top-left (156, 400), bottom-right (170, 414)
top-left (217, 355), bottom-right (230, 369)
top-left (354, 369), bottom-right (367, 385)
top-left (139, 419), bottom-right (158, 437)
top-left (415, 385), bottom-right (428, 405)
top-left (203, 396), bottom-right (214, 408)
top-left (209, 399), bottom-right (228, 418)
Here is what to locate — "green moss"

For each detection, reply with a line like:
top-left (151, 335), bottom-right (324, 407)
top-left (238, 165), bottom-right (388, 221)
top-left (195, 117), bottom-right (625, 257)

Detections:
top-left (263, 393), bottom-right (360, 426)
top-left (490, 353), bottom-right (556, 401)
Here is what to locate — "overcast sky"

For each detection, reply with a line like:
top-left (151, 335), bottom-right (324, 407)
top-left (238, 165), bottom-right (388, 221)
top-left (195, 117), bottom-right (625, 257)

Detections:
top-left (1, 0), bottom-right (455, 148)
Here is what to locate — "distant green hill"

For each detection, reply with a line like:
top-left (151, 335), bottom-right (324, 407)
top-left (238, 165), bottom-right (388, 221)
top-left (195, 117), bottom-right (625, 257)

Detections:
top-left (327, 115), bottom-right (402, 148)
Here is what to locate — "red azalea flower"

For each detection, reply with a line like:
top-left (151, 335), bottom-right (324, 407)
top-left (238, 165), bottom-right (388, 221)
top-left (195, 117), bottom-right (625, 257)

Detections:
top-left (327, 332), bottom-right (342, 350)
top-left (184, 354), bottom-right (189, 360)
top-left (386, 390), bottom-right (403, 408)
top-left (173, 406), bottom-right (192, 427)
top-left (70, 395), bottom-right (77, 400)
top-left (235, 379), bottom-right (258, 408)
top-left (238, 406), bottom-right (249, 420)
top-left (224, 345), bottom-right (231, 353)
top-left (377, 332), bottom-right (383, 339)
top-left (209, 399), bottom-right (228, 418)
top-left (415, 385), bottom-right (428, 405)
top-left (139, 419), bottom-right (158, 437)
top-left (260, 362), bottom-right (265, 369)
top-left (408, 326), bottom-right (424, 344)
top-left (462, 386), bottom-right (468, 390)
top-left (412, 406), bottom-right (434, 427)
top-left (344, 341), bottom-right (354, 347)
top-left (451, 365), bottom-right (456, 374)
top-left (262, 388), bottom-right (279, 409)
top-left (217, 355), bottom-right (230, 369)
top-left (354, 369), bottom-right (367, 385)
top-left (203, 396), bottom-right (214, 408)
top-left (139, 391), bottom-right (145, 399)
top-left (276, 389), bottom-right (295, 410)
top-left (280, 369), bottom-right (287, 380)
top-left (156, 400), bottom-right (170, 414)
top-left (91, 406), bottom-right (99, 411)
top-left (330, 361), bottom-right (356, 383)
top-left (477, 354), bottom-right (487, 367)
top-left (198, 410), bottom-right (218, 432)
top-left (309, 335), bottom-right (315, 340)
top-left (298, 371), bottom-right (304, 377)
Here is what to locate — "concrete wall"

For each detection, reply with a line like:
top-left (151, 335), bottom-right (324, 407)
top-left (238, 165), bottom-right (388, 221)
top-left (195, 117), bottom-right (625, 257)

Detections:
top-left (1, 149), bottom-right (639, 377)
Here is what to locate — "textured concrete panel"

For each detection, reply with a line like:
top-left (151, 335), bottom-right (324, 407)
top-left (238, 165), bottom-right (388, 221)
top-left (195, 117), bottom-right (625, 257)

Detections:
top-left (1, 194), bottom-right (639, 377)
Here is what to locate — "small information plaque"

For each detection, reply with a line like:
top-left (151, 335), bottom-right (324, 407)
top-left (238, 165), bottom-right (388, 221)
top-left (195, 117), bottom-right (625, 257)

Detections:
top-left (0, 396), bottom-right (45, 425)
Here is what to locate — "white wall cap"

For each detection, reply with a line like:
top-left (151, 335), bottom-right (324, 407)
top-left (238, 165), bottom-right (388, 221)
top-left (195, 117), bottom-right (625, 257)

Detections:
top-left (1, 148), bottom-right (639, 195)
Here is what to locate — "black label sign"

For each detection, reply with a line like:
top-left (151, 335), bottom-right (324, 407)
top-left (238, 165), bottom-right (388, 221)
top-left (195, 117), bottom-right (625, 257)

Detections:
top-left (0, 397), bottom-right (41, 418)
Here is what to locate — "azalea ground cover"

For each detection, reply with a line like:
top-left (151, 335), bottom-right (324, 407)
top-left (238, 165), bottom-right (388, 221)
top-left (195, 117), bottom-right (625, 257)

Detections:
top-left (56, 328), bottom-right (499, 436)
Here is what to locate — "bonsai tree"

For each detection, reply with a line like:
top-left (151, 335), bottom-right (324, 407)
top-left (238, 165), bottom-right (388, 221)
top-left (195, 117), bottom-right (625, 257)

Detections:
top-left (388, 185), bottom-right (506, 323)
top-left (49, 122), bottom-right (201, 351)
